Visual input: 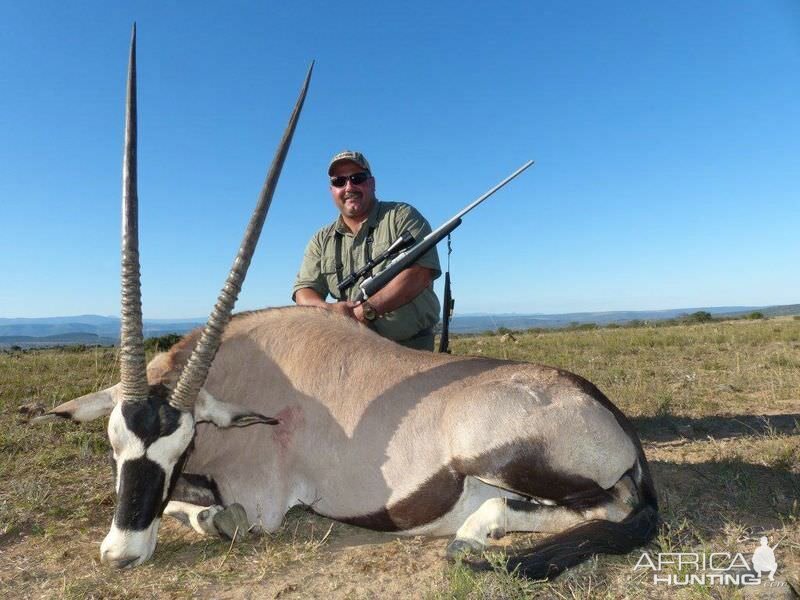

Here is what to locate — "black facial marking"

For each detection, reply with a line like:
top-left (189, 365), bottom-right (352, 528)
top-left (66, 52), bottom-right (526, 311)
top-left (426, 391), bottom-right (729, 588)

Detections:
top-left (114, 456), bottom-right (166, 531)
top-left (120, 384), bottom-right (183, 447)
top-left (110, 385), bottom-right (198, 531)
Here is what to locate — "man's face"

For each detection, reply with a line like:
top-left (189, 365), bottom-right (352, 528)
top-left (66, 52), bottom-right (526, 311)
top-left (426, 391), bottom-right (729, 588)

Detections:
top-left (329, 161), bottom-right (375, 221)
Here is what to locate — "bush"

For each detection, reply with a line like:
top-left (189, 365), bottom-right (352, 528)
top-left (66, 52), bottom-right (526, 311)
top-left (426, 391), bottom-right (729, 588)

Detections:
top-left (144, 333), bottom-right (183, 352)
top-left (685, 311), bottom-right (713, 323)
top-left (746, 311), bottom-right (765, 320)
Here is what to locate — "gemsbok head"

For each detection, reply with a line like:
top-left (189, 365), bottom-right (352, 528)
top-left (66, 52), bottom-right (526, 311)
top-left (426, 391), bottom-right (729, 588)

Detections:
top-left (34, 26), bottom-right (312, 568)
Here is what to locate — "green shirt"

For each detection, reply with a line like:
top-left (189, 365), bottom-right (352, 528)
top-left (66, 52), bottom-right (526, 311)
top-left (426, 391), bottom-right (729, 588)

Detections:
top-left (293, 200), bottom-right (441, 342)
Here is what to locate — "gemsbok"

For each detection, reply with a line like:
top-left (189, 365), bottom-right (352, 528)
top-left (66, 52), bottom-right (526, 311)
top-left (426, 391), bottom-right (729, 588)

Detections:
top-left (35, 28), bottom-right (658, 579)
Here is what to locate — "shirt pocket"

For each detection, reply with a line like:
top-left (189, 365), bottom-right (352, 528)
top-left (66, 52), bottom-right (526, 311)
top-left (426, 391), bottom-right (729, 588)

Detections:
top-left (368, 241), bottom-right (392, 272)
top-left (321, 255), bottom-right (340, 277)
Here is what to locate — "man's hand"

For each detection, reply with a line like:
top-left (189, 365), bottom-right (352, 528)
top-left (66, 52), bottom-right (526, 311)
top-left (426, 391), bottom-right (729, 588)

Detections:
top-left (352, 302), bottom-right (373, 324)
top-left (294, 288), bottom-right (359, 320)
top-left (295, 263), bottom-right (434, 325)
top-left (329, 301), bottom-right (357, 320)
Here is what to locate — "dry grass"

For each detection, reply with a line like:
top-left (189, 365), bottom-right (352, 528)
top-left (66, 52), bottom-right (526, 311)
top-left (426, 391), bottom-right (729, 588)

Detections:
top-left (1, 317), bottom-right (798, 598)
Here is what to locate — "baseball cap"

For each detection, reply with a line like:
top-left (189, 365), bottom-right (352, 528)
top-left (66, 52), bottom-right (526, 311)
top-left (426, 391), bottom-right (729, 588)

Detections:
top-left (328, 150), bottom-right (372, 175)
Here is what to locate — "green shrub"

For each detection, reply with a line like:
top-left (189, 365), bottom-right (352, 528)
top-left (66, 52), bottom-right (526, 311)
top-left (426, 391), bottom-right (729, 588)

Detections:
top-left (685, 311), bottom-right (713, 323)
top-left (144, 333), bottom-right (183, 352)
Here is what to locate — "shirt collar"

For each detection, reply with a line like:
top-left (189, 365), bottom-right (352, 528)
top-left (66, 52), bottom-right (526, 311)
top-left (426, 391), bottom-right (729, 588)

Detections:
top-left (334, 199), bottom-right (380, 236)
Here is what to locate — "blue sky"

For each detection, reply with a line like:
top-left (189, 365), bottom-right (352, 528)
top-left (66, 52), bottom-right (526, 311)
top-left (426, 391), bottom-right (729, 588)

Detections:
top-left (1, 1), bottom-right (798, 318)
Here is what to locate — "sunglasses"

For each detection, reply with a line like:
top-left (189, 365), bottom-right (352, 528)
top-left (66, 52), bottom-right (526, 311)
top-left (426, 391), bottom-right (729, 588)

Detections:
top-left (330, 172), bottom-right (371, 188)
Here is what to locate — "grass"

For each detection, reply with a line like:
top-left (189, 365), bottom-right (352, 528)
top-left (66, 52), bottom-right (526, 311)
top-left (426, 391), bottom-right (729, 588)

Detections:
top-left (1, 317), bottom-right (798, 598)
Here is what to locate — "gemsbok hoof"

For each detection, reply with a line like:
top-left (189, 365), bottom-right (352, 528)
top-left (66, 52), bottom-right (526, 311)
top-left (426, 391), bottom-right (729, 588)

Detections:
top-left (212, 503), bottom-right (250, 540)
top-left (446, 538), bottom-right (484, 560)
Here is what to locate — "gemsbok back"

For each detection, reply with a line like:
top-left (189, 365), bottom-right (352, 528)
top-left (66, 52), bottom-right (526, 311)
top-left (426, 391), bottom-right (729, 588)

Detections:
top-left (35, 28), bottom-right (658, 579)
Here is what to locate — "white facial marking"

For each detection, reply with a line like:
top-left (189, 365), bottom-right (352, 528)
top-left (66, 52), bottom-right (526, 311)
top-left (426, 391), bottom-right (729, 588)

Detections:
top-left (146, 411), bottom-right (194, 471)
top-left (146, 412), bottom-right (194, 504)
top-left (107, 404), bottom-right (145, 493)
top-left (101, 518), bottom-right (161, 567)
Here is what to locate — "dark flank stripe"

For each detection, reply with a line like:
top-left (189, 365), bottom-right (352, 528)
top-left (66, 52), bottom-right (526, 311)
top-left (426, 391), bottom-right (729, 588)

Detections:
top-left (338, 466), bottom-right (465, 531)
top-left (505, 499), bottom-right (543, 513)
top-left (336, 438), bottom-right (617, 532)
top-left (452, 440), bottom-right (613, 510)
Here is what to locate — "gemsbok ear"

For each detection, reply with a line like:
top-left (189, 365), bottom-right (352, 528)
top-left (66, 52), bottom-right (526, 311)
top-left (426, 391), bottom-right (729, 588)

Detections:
top-left (194, 388), bottom-right (279, 429)
top-left (31, 383), bottom-right (122, 424)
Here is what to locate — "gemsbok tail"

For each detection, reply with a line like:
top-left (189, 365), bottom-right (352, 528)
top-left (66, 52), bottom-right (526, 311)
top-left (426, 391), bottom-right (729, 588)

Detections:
top-left (472, 459), bottom-right (659, 580)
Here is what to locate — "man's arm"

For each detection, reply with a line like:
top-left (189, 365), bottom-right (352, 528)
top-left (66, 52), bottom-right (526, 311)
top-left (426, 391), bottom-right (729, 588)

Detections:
top-left (293, 287), bottom-right (327, 307)
top-left (352, 264), bottom-right (434, 323)
top-left (293, 232), bottom-right (354, 315)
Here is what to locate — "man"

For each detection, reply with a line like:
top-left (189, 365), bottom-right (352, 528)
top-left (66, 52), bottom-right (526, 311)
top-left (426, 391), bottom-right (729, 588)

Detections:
top-left (293, 150), bottom-right (441, 350)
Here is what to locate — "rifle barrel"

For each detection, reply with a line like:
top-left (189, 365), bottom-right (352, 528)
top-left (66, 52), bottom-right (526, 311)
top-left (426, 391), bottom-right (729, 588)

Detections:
top-left (355, 160), bottom-right (534, 301)
top-left (452, 160), bottom-right (534, 222)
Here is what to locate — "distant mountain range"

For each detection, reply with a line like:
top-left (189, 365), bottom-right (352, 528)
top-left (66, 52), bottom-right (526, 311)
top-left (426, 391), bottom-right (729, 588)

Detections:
top-left (0, 315), bottom-right (203, 348)
top-left (1, 304), bottom-right (798, 347)
top-left (448, 304), bottom-right (800, 333)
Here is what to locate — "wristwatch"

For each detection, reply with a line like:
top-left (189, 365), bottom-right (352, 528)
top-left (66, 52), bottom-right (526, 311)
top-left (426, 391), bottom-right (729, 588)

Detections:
top-left (361, 301), bottom-right (378, 321)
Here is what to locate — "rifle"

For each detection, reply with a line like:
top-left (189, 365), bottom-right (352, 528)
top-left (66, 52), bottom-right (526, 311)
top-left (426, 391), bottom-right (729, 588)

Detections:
top-left (353, 160), bottom-right (534, 303)
top-left (337, 230), bottom-right (416, 296)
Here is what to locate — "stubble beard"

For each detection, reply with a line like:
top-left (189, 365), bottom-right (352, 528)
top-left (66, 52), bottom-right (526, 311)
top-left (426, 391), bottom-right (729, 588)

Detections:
top-left (342, 192), bottom-right (371, 218)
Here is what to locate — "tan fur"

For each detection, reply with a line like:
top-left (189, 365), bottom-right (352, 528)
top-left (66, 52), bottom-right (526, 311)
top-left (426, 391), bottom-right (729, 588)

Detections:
top-left (152, 306), bottom-right (639, 532)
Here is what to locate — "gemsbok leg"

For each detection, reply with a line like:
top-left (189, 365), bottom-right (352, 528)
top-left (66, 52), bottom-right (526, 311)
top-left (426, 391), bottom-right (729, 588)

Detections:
top-left (164, 473), bottom-right (251, 539)
top-left (447, 472), bottom-right (639, 556)
top-left (164, 502), bottom-right (250, 539)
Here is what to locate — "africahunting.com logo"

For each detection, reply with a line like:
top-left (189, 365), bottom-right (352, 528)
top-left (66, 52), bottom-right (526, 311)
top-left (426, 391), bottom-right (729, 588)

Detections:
top-left (634, 537), bottom-right (784, 586)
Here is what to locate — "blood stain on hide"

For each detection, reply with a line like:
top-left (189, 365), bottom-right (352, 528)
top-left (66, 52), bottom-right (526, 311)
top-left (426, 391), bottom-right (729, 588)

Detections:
top-left (272, 406), bottom-right (304, 453)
